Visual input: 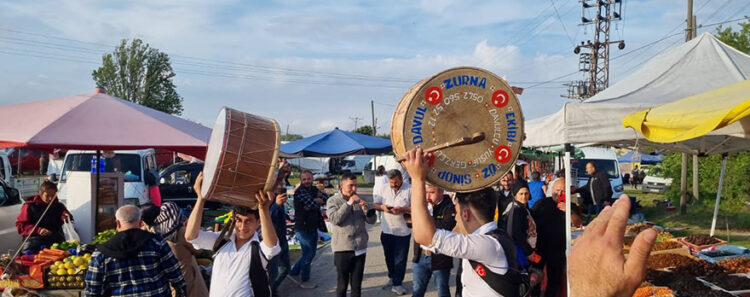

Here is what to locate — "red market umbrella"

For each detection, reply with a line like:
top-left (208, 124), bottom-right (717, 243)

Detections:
top-left (0, 89), bottom-right (210, 158)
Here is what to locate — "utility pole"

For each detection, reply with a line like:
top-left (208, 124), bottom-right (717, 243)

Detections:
top-left (371, 100), bottom-right (377, 136)
top-left (286, 124), bottom-right (289, 136)
top-left (349, 116), bottom-right (363, 130)
top-left (682, 0), bottom-right (697, 214)
top-left (564, 0), bottom-right (625, 101)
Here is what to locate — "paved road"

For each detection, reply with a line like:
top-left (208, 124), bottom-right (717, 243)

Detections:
top-left (277, 222), bottom-right (460, 297)
top-left (0, 202), bottom-right (23, 254)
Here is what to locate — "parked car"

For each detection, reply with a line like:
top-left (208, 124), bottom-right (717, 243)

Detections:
top-left (158, 161), bottom-right (224, 209)
top-left (642, 175), bottom-right (673, 194)
top-left (0, 178), bottom-right (21, 207)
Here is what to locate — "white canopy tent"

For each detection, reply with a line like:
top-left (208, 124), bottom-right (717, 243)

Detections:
top-left (526, 33), bottom-right (750, 154)
top-left (525, 33), bottom-right (750, 258)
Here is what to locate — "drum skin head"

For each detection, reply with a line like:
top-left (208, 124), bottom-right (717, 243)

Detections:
top-left (391, 67), bottom-right (523, 193)
top-left (202, 107), bottom-right (280, 208)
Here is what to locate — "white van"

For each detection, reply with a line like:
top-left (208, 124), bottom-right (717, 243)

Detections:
top-left (341, 155), bottom-right (373, 174)
top-left (571, 147), bottom-right (624, 201)
top-left (55, 149), bottom-right (158, 205)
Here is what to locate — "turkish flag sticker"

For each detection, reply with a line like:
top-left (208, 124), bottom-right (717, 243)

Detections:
top-left (474, 264), bottom-right (487, 277)
top-left (425, 86), bottom-right (443, 105)
top-left (492, 90), bottom-right (509, 108)
top-left (494, 145), bottom-right (512, 163)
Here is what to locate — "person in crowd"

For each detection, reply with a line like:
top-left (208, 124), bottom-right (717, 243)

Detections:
top-left (326, 173), bottom-right (377, 297)
top-left (545, 169), bottom-right (564, 197)
top-left (404, 147), bottom-right (520, 297)
top-left (372, 169), bottom-right (412, 295)
top-left (499, 183), bottom-right (538, 272)
top-left (85, 205), bottom-right (186, 297)
top-left (16, 180), bottom-right (72, 252)
top-left (268, 182), bottom-right (291, 296)
top-left (527, 171), bottom-right (546, 208)
top-left (574, 162), bottom-right (613, 223)
top-left (373, 165), bottom-right (388, 223)
top-left (494, 171), bottom-right (515, 222)
top-left (569, 195), bottom-right (657, 297)
top-left (186, 172), bottom-right (280, 297)
top-left (289, 170), bottom-right (327, 289)
top-left (141, 202), bottom-right (208, 297)
top-left (145, 171), bottom-right (162, 206)
top-left (531, 179), bottom-right (567, 297)
top-left (411, 184), bottom-right (455, 297)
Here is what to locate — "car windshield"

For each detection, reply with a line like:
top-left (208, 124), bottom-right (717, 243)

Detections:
top-left (61, 154), bottom-right (142, 182)
top-left (571, 158), bottom-right (619, 179)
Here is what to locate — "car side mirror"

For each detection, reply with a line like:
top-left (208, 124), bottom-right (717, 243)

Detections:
top-left (49, 173), bottom-right (58, 182)
top-left (9, 188), bottom-right (20, 204)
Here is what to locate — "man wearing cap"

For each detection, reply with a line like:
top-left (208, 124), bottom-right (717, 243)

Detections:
top-left (373, 169), bottom-right (412, 295)
top-left (326, 173), bottom-right (377, 297)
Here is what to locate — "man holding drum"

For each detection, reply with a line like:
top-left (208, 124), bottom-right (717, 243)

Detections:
top-left (185, 172), bottom-right (280, 297)
top-left (403, 147), bottom-right (521, 297)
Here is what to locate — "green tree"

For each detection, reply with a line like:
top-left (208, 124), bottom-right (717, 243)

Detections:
top-left (715, 20), bottom-right (750, 54)
top-left (352, 125), bottom-right (374, 136)
top-left (281, 134), bottom-right (303, 141)
top-left (92, 39), bottom-right (183, 115)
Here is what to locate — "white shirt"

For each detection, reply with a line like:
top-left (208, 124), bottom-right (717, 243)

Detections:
top-left (373, 184), bottom-right (412, 236)
top-left (426, 222), bottom-right (509, 297)
top-left (189, 230), bottom-right (281, 297)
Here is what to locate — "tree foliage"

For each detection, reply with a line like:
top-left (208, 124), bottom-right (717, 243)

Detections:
top-left (715, 20), bottom-right (750, 54)
top-left (659, 152), bottom-right (750, 211)
top-left (281, 133), bottom-right (303, 142)
top-left (92, 39), bottom-right (183, 115)
top-left (352, 125), bottom-right (374, 136)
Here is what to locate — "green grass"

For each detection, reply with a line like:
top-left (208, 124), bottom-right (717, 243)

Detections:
top-left (625, 189), bottom-right (750, 247)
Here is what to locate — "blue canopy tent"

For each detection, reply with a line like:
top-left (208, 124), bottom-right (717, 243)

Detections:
top-left (617, 151), bottom-right (664, 165)
top-left (280, 128), bottom-right (392, 157)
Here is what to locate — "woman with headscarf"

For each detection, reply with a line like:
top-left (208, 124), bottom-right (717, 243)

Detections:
top-left (499, 182), bottom-right (538, 270)
top-left (142, 202), bottom-right (208, 297)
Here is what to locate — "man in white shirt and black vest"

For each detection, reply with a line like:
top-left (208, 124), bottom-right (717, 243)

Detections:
top-left (403, 147), bottom-right (521, 297)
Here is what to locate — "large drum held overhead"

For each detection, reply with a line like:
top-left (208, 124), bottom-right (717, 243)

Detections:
top-left (201, 107), bottom-right (281, 209)
top-left (391, 67), bottom-right (523, 192)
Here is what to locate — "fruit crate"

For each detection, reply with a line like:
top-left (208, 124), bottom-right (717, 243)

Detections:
top-left (676, 236), bottom-right (727, 255)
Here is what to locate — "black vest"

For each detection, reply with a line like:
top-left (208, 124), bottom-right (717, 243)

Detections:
top-left (293, 187), bottom-right (322, 233)
top-left (26, 199), bottom-right (66, 236)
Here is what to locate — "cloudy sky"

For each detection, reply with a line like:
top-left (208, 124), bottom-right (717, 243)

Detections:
top-left (1, 0), bottom-right (748, 136)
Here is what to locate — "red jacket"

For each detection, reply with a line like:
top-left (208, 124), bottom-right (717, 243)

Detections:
top-left (16, 195), bottom-right (72, 237)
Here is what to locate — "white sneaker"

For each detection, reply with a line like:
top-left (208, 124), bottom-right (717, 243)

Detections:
top-left (299, 281), bottom-right (318, 289)
top-left (381, 279), bottom-right (392, 290)
top-left (391, 285), bottom-right (408, 295)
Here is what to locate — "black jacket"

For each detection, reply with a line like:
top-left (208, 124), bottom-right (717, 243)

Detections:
top-left (500, 201), bottom-right (533, 257)
top-left (412, 195), bottom-right (456, 270)
top-left (530, 197), bottom-right (565, 261)
top-left (580, 170), bottom-right (613, 205)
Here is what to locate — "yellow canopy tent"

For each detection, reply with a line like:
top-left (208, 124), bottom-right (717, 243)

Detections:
top-left (622, 79), bottom-right (750, 143)
top-left (622, 79), bottom-right (750, 236)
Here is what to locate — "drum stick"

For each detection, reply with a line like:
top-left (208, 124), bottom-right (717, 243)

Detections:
top-left (395, 132), bottom-right (485, 162)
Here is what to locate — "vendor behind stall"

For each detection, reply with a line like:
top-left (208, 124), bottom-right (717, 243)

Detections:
top-left (15, 180), bottom-right (72, 252)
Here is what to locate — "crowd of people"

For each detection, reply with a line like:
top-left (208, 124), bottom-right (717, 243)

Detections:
top-left (12, 152), bottom-right (658, 297)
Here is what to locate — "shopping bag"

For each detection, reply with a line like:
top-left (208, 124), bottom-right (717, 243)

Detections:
top-left (63, 216), bottom-right (80, 243)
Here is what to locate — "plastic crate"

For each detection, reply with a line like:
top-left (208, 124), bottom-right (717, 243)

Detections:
top-left (696, 245), bottom-right (750, 263)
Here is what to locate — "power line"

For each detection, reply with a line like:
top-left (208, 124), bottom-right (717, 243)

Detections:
top-left (550, 0), bottom-right (575, 46)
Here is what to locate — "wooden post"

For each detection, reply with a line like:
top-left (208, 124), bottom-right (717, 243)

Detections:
top-left (692, 154), bottom-right (699, 201)
top-left (680, 153), bottom-right (688, 214)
